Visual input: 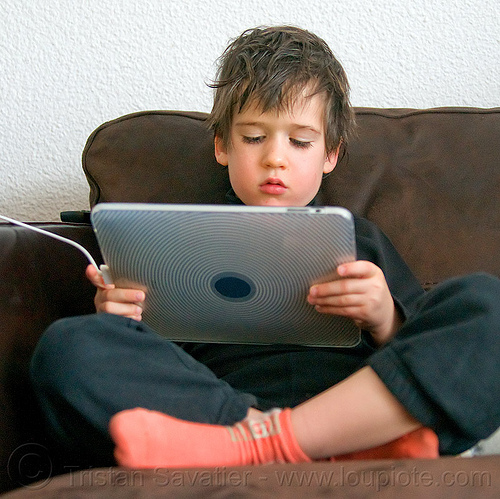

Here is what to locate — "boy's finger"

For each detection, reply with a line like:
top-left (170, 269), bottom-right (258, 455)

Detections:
top-left (105, 288), bottom-right (145, 305)
top-left (85, 264), bottom-right (100, 283)
top-left (337, 260), bottom-right (379, 279)
top-left (309, 280), bottom-right (352, 300)
top-left (309, 264), bottom-right (376, 299)
top-left (98, 300), bottom-right (143, 318)
top-left (86, 264), bottom-right (112, 289)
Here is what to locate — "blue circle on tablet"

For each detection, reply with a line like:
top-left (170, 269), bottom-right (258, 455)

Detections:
top-left (211, 273), bottom-right (255, 302)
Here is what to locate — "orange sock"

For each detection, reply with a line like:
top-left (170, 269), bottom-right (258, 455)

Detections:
top-left (336, 427), bottom-right (439, 461)
top-left (110, 407), bottom-right (311, 468)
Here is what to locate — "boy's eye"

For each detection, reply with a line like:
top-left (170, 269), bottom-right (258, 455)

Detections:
top-left (242, 136), bottom-right (264, 144)
top-left (290, 138), bottom-right (312, 149)
top-left (241, 136), bottom-right (312, 149)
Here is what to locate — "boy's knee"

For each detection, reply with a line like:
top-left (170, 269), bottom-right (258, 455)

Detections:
top-left (425, 272), bottom-right (499, 304)
top-left (31, 314), bottom-right (108, 390)
top-left (462, 272), bottom-right (500, 294)
top-left (31, 314), bottom-right (149, 388)
top-left (444, 272), bottom-right (500, 309)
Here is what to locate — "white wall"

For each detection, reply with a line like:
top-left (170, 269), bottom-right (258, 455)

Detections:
top-left (1, 0), bottom-right (499, 221)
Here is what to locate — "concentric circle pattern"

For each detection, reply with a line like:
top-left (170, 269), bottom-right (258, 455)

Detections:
top-left (92, 206), bottom-right (360, 347)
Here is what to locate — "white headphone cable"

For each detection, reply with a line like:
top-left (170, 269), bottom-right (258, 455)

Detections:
top-left (0, 214), bottom-right (112, 284)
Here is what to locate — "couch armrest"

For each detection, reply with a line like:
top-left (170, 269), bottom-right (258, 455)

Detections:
top-left (0, 222), bottom-right (100, 493)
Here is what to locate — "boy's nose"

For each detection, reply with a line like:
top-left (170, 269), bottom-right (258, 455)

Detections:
top-left (263, 139), bottom-right (287, 169)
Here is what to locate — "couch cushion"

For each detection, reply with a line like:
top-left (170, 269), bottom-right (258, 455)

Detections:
top-left (3, 457), bottom-right (500, 498)
top-left (83, 111), bottom-right (230, 206)
top-left (82, 108), bottom-right (500, 288)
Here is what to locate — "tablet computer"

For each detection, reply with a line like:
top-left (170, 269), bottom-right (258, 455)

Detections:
top-left (91, 203), bottom-right (360, 347)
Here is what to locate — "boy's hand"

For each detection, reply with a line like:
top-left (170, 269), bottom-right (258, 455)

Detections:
top-left (86, 264), bottom-right (145, 321)
top-left (307, 261), bottom-right (402, 345)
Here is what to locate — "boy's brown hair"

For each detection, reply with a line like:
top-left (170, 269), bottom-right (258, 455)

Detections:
top-left (207, 25), bottom-right (355, 156)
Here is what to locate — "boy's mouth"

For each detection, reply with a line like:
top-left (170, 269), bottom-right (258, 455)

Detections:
top-left (260, 178), bottom-right (287, 195)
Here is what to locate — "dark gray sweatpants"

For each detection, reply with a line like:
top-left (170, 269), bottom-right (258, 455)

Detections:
top-left (30, 273), bottom-right (500, 464)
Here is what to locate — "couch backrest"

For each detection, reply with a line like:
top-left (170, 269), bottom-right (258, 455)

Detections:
top-left (83, 108), bottom-right (500, 289)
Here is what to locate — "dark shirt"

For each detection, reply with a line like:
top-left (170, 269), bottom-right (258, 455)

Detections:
top-left (181, 191), bottom-right (424, 409)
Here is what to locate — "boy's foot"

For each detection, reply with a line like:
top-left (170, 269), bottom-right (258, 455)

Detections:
top-left (110, 407), bottom-right (310, 468)
top-left (337, 427), bottom-right (439, 460)
top-left (110, 407), bottom-right (439, 469)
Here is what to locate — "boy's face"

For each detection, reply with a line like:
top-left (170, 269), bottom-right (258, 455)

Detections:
top-left (214, 93), bottom-right (338, 206)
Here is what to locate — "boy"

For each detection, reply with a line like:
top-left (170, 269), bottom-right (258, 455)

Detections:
top-left (31, 26), bottom-right (500, 468)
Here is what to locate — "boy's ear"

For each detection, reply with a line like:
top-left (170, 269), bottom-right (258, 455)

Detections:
top-left (323, 146), bottom-right (340, 175)
top-left (214, 136), bottom-right (229, 166)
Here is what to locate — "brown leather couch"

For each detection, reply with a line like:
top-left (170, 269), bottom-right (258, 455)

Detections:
top-left (1, 108), bottom-right (499, 497)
